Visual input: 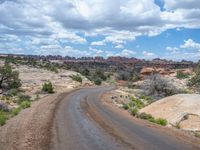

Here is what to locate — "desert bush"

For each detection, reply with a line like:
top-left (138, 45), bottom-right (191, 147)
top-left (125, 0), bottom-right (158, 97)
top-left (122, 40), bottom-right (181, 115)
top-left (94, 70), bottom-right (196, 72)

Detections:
top-left (141, 74), bottom-right (180, 99)
top-left (155, 118), bottom-right (168, 126)
top-left (6, 88), bottom-right (19, 96)
top-left (80, 68), bottom-right (90, 76)
top-left (117, 71), bottom-right (132, 81)
top-left (132, 72), bottom-right (141, 82)
top-left (194, 132), bottom-right (200, 138)
top-left (131, 97), bottom-right (144, 109)
top-left (137, 112), bottom-right (168, 126)
top-left (130, 108), bottom-right (138, 116)
top-left (0, 112), bottom-right (7, 126)
top-left (42, 81), bottom-right (54, 93)
top-left (12, 107), bottom-right (21, 116)
top-left (70, 74), bottom-right (82, 83)
top-left (17, 94), bottom-right (31, 104)
top-left (0, 102), bottom-right (9, 112)
top-left (0, 63), bottom-right (21, 89)
top-left (20, 101), bottom-right (31, 109)
top-left (137, 112), bottom-right (153, 120)
top-left (176, 71), bottom-right (190, 79)
top-left (122, 104), bottom-right (129, 110)
top-left (94, 78), bottom-right (102, 85)
top-left (95, 69), bottom-right (107, 81)
top-left (188, 64), bottom-right (200, 89)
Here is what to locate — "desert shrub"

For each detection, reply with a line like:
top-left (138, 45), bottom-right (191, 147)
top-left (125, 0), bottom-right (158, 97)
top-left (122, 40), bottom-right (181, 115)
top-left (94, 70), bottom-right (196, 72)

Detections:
top-left (188, 64), bottom-right (200, 89)
top-left (17, 94), bottom-right (31, 104)
top-left (122, 104), bottom-right (129, 110)
top-left (141, 74), bottom-right (180, 99)
top-left (139, 95), bottom-right (152, 101)
top-left (95, 70), bottom-right (107, 81)
top-left (20, 101), bottom-right (31, 109)
top-left (0, 102), bottom-right (9, 112)
top-left (130, 108), bottom-right (138, 116)
top-left (70, 74), bottom-right (82, 83)
top-left (117, 71), bottom-right (132, 81)
top-left (6, 88), bottom-right (19, 96)
top-left (132, 72), bottom-right (140, 82)
top-left (49, 66), bottom-right (58, 73)
top-left (194, 132), bottom-right (200, 138)
top-left (42, 81), bottom-right (54, 93)
top-left (0, 63), bottom-right (21, 89)
top-left (155, 118), bottom-right (168, 126)
top-left (137, 112), bottom-right (168, 126)
top-left (131, 97), bottom-right (144, 109)
top-left (94, 78), bottom-right (102, 85)
top-left (0, 113), bottom-right (7, 126)
top-left (176, 71), bottom-right (190, 79)
top-left (12, 107), bottom-right (21, 116)
top-left (138, 112), bottom-right (153, 120)
top-left (80, 68), bottom-right (90, 76)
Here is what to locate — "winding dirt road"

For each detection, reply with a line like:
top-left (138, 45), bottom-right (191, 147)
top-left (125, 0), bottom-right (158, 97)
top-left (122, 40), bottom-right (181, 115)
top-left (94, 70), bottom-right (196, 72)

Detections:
top-left (50, 87), bottom-right (200, 150)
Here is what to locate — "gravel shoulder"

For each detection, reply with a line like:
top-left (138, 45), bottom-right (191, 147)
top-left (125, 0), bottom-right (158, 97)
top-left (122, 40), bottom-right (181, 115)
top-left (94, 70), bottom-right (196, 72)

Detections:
top-left (0, 90), bottom-right (74, 150)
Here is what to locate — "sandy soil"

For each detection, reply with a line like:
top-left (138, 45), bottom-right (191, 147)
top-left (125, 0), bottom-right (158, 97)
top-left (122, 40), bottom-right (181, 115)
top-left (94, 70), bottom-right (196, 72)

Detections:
top-left (16, 65), bottom-right (92, 96)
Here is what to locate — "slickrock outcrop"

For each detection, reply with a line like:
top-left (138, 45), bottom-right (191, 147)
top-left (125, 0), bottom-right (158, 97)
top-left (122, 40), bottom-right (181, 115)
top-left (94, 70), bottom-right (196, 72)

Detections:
top-left (140, 94), bottom-right (200, 131)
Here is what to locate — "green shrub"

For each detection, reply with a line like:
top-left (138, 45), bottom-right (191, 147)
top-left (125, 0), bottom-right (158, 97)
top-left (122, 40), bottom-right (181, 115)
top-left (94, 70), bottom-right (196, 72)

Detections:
top-left (17, 94), bottom-right (31, 104)
top-left (155, 118), bottom-right (168, 126)
top-left (130, 108), bottom-right (138, 116)
top-left (122, 104), bottom-right (129, 110)
top-left (138, 112), bottom-right (153, 120)
top-left (81, 68), bottom-right (90, 76)
top-left (194, 132), bottom-right (200, 138)
top-left (188, 64), bottom-right (200, 89)
top-left (12, 107), bottom-right (21, 116)
top-left (70, 74), bottom-right (82, 83)
top-left (20, 101), bottom-right (31, 109)
top-left (6, 88), bottom-right (19, 96)
top-left (148, 117), bottom-right (156, 123)
top-left (42, 81), bottom-right (54, 93)
top-left (94, 78), bottom-right (102, 85)
top-left (49, 66), bottom-right (58, 73)
top-left (0, 63), bottom-right (21, 89)
top-left (176, 71), bottom-right (190, 79)
top-left (95, 70), bottom-right (107, 81)
top-left (131, 97), bottom-right (144, 109)
top-left (0, 114), bottom-right (6, 126)
top-left (0, 102), bottom-right (9, 112)
top-left (137, 112), bottom-right (168, 126)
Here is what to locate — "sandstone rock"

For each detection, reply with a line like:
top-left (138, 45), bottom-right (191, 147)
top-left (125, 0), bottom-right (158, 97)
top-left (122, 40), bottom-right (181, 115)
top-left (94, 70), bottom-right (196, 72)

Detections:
top-left (140, 94), bottom-right (200, 131)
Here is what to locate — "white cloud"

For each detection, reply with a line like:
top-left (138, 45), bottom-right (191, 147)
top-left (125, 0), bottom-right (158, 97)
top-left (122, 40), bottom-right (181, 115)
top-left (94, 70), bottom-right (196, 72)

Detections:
top-left (91, 41), bottom-right (105, 46)
top-left (166, 46), bottom-right (179, 52)
top-left (142, 51), bottom-right (157, 58)
top-left (115, 44), bottom-right (124, 49)
top-left (0, 0), bottom-right (200, 58)
top-left (180, 39), bottom-right (200, 49)
top-left (119, 49), bottom-right (136, 57)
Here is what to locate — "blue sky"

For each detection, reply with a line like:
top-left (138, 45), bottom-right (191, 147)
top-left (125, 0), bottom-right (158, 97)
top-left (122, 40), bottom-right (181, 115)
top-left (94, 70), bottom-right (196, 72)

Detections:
top-left (0, 0), bottom-right (200, 61)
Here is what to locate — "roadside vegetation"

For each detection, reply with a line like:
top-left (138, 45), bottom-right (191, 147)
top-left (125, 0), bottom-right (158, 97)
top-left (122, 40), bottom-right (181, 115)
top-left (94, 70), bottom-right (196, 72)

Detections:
top-left (176, 70), bottom-right (190, 79)
top-left (0, 63), bottom-right (32, 126)
top-left (188, 63), bottom-right (200, 92)
top-left (122, 96), bottom-right (167, 126)
top-left (70, 74), bottom-right (82, 83)
top-left (42, 81), bottom-right (54, 93)
top-left (140, 74), bottom-right (185, 100)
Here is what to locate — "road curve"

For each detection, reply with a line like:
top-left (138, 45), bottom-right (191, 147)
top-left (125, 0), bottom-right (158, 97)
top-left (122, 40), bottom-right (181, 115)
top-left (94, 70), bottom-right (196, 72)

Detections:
top-left (50, 87), bottom-right (200, 150)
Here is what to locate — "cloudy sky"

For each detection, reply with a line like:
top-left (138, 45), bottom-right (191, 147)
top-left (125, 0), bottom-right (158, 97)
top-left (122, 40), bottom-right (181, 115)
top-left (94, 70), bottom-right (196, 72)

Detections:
top-left (0, 0), bottom-right (200, 61)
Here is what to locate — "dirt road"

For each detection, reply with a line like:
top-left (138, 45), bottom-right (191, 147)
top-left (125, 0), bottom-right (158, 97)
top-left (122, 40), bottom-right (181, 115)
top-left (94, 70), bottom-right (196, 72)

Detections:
top-left (50, 87), bottom-right (200, 150)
